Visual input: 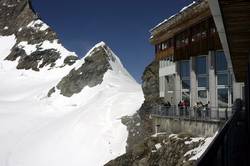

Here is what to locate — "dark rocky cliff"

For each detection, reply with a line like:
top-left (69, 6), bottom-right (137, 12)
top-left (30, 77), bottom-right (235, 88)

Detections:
top-left (122, 61), bottom-right (164, 151)
top-left (106, 133), bottom-right (199, 166)
top-left (0, 0), bottom-right (77, 71)
top-left (104, 61), bottom-right (163, 166)
top-left (48, 43), bottom-right (118, 97)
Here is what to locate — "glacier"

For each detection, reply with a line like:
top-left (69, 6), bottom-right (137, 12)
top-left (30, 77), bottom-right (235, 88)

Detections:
top-left (0, 35), bottom-right (144, 166)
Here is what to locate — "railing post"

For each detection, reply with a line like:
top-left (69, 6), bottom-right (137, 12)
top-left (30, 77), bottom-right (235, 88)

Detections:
top-left (159, 105), bottom-right (162, 116)
top-left (188, 107), bottom-right (191, 120)
top-left (225, 108), bottom-right (228, 120)
top-left (217, 108), bottom-right (220, 121)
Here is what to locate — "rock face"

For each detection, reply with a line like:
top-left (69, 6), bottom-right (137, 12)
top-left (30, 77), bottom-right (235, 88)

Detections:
top-left (48, 42), bottom-right (126, 97)
top-left (105, 61), bottom-right (170, 166)
top-left (122, 61), bottom-right (164, 151)
top-left (0, 0), bottom-right (77, 70)
top-left (141, 61), bottom-right (161, 102)
top-left (106, 133), bottom-right (201, 166)
top-left (50, 44), bottom-right (111, 97)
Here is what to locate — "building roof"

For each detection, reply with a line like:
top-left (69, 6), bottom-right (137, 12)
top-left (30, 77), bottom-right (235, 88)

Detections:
top-left (150, 1), bottom-right (197, 32)
top-left (150, 0), bottom-right (210, 44)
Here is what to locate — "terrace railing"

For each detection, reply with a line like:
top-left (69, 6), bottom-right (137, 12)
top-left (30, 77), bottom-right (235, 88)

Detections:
top-left (197, 99), bottom-right (248, 166)
top-left (151, 105), bottom-right (233, 122)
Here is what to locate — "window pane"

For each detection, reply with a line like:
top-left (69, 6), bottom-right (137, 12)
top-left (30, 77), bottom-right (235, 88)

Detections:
top-left (182, 91), bottom-right (190, 104)
top-left (180, 61), bottom-right (190, 78)
top-left (182, 79), bottom-right (190, 89)
top-left (218, 88), bottom-right (228, 108)
top-left (216, 52), bottom-right (227, 71)
top-left (218, 74), bottom-right (228, 85)
top-left (198, 90), bottom-right (207, 104)
top-left (198, 76), bottom-right (208, 87)
top-left (196, 56), bottom-right (207, 75)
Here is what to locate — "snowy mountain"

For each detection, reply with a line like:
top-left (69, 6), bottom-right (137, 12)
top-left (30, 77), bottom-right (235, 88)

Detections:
top-left (0, 0), bottom-right (78, 70)
top-left (0, 0), bottom-right (144, 166)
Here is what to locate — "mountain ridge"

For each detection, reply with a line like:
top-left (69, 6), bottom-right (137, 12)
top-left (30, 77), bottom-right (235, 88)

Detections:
top-left (0, 1), bottom-right (144, 166)
top-left (49, 41), bottom-right (136, 97)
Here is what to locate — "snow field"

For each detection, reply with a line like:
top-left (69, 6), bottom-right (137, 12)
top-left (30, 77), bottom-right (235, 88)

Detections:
top-left (0, 35), bottom-right (144, 166)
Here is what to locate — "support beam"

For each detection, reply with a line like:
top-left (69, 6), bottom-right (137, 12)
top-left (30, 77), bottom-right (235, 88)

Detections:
top-left (208, 0), bottom-right (235, 81)
top-left (208, 51), bottom-right (217, 118)
top-left (190, 56), bottom-right (197, 107)
top-left (174, 63), bottom-right (181, 108)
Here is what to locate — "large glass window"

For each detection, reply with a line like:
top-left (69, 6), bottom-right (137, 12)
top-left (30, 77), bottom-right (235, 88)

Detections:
top-left (196, 56), bottom-right (208, 104)
top-left (216, 51), bottom-right (230, 109)
top-left (182, 91), bottom-right (190, 103)
top-left (196, 56), bottom-right (207, 75)
top-left (182, 79), bottom-right (190, 89)
top-left (216, 51), bottom-right (228, 72)
top-left (217, 73), bottom-right (228, 86)
top-left (196, 56), bottom-right (208, 88)
top-left (180, 61), bottom-right (190, 78)
top-left (198, 89), bottom-right (208, 104)
top-left (198, 77), bottom-right (208, 87)
top-left (218, 88), bottom-right (228, 108)
top-left (215, 52), bottom-right (229, 87)
top-left (180, 60), bottom-right (190, 104)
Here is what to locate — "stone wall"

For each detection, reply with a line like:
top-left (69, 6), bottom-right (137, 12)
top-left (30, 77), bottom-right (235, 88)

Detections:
top-left (152, 116), bottom-right (221, 137)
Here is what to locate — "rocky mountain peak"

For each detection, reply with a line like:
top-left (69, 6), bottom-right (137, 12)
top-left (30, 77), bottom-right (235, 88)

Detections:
top-left (0, 0), bottom-right (78, 71)
top-left (48, 41), bottom-right (133, 97)
top-left (84, 41), bottom-right (132, 77)
top-left (84, 41), bottom-right (117, 64)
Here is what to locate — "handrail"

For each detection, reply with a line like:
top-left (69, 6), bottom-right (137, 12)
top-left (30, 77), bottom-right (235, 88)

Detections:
top-left (197, 99), bottom-right (244, 166)
top-left (196, 110), bottom-right (238, 165)
top-left (151, 105), bottom-right (233, 122)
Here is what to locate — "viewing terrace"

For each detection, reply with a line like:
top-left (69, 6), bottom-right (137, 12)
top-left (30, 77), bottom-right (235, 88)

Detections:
top-left (151, 105), bottom-right (233, 122)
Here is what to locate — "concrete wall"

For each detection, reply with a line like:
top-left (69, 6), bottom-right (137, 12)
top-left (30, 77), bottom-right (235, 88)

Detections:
top-left (208, 51), bottom-right (216, 108)
top-left (152, 116), bottom-right (221, 137)
top-left (159, 60), bottom-right (176, 98)
top-left (164, 75), bottom-right (175, 104)
top-left (190, 56), bottom-right (197, 107)
top-left (159, 76), bottom-right (165, 97)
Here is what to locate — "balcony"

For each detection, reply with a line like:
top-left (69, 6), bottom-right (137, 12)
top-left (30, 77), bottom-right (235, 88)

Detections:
top-left (151, 105), bottom-right (233, 122)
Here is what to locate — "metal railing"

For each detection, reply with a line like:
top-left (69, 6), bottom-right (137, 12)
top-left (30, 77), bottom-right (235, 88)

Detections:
top-left (197, 99), bottom-right (248, 166)
top-left (151, 105), bottom-right (234, 122)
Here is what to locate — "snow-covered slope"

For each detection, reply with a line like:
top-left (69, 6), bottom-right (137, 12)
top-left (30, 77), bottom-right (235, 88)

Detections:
top-left (0, 35), bottom-right (144, 166)
top-left (0, 1), bottom-right (144, 165)
top-left (0, 35), bottom-right (16, 61)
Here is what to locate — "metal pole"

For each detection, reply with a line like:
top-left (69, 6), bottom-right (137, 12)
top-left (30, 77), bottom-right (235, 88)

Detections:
top-left (225, 108), bottom-right (228, 120)
top-left (246, 53), bottom-right (250, 166)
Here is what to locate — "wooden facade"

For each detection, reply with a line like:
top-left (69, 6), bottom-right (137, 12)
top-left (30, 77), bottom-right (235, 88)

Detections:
top-left (151, 0), bottom-right (223, 61)
top-left (154, 17), bottom-right (222, 61)
top-left (155, 47), bottom-right (174, 61)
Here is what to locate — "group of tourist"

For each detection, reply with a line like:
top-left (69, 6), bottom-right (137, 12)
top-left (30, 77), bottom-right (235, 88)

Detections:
top-left (193, 101), bottom-right (211, 118)
top-left (161, 100), bottom-right (211, 119)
